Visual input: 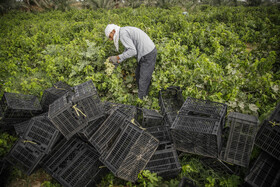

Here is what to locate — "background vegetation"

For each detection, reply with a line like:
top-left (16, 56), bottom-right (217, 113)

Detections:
top-left (0, 0), bottom-right (279, 186)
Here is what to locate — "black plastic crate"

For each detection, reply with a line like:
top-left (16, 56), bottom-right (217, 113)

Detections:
top-left (200, 157), bottom-right (237, 174)
top-left (5, 138), bottom-right (45, 175)
top-left (41, 81), bottom-right (73, 112)
top-left (137, 108), bottom-right (163, 127)
top-left (78, 116), bottom-right (106, 140)
top-left (88, 109), bottom-right (132, 154)
top-left (178, 177), bottom-right (197, 187)
top-left (159, 86), bottom-right (184, 126)
top-left (145, 144), bottom-right (181, 177)
top-left (255, 120), bottom-right (280, 161)
top-left (146, 124), bottom-right (172, 144)
top-left (72, 80), bottom-right (104, 122)
top-left (103, 101), bottom-right (137, 118)
top-left (180, 97), bottom-right (227, 120)
top-left (0, 92), bottom-right (42, 123)
top-left (244, 151), bottom-right (280, 187)
top-left (101, 122), bottom-right (159, 182)
top-left (23, 115), bottom-right (60, 154)
top-left (171, 115), bottom-right (223, 158)
top-left (13, 120), bottom-right (30, 137)
top-left (221, 112), bottom-right (258, 167)
top-left (42, 138), bottom-right (107, 187)
top-left (48, 94), bottom-right (88, 139)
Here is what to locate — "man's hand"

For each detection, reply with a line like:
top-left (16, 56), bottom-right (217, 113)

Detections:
top-left (109, 56), bottom-right (119, 68)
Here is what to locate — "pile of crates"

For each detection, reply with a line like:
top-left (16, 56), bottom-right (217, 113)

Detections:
top-left (1, 83), bottom-right (279, 186)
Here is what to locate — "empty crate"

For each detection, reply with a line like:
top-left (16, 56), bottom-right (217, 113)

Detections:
top-left (42, 138), bottom-right (106, 187)
top-left (159, 86), bottom-right (184, 126)
top-left (101, 125), bottom-right (159, 182)
top-left (103, 101), bottom-right (137, 118)
top-left (41, 81), bottom-right (73, 112)
top-left (244, 151), bottom-right (280, 187)
top-left (23, 115), bottom-right (60, 153)
top-left (221, 112), bottom-right (258, 167)
top-left (145, 143), bottom-right (181, 177)
top-left (90, 109), bottom-right (159, 182)
top-left (255, 120), bottom-right (280, 161)
top-left (0, 92), bottom-right (42, 123)
top-left (146, 125), bottom-right (172, 144)
top-left (13, 120), bottom-right (30, 137)
top-left (5, 138), bottom-right (45, 175)
top-left (48, 94), bottom-right (87, 139)
top-left (72, 80), bottom-right (104, 122)
top-left (137, 108), bottom-right (163, 127)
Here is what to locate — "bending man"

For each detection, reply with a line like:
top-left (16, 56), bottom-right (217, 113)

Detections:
top-left (105, 24), bottom-right (157, 99)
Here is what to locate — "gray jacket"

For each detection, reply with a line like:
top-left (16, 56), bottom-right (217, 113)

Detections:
top-left (118, 26), bottom-right (155, 63)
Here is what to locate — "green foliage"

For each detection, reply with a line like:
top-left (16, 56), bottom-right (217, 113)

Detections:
top-left (0, 5), bottom-right (279, 187)
top-left (0, 132), bottom-right (17, 157)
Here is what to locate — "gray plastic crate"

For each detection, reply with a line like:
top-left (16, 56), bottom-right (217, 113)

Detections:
top-left (137, 108), bottom-right (163, 127)
top-left (221, 112), bottom-right (258, 167)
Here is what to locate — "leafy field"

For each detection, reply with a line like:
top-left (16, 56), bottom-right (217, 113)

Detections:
top-left (0, 5), bottom-right (280, 186)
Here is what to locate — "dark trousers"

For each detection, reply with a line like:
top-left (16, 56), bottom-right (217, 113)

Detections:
top-left (135, 47), bottom-right (157, 99)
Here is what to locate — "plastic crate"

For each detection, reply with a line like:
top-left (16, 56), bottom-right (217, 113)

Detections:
top-left (145, 144), bottom-right (181, 177)
top-left (23, 115), bottom-right (60, 154)
top-left (146, 124), bottom-right (172, 144)
top-left (137, 108), bottom-right (163, 127)
top-left (48, 93), bottom-right (88, 139)
top-left (0, 92), bottom-right (42, 123)
top-left (255, 120), bottom-right (280, 161)
top-left (72, 80), bottom-right (104, 122)
top-left (244, 151), bottom-right (280, 187)
top-left (101, 122), bottom-right (159, 182)
top-left (5, 138), bottom-right (45, 175)
top-left (103, 101), bottom-right (137, 118)
top-left (13, 120), bottom-right (30, 137)
top-left (159, 86), bottom-right (184, 126)
top-left (200, 157), bottom-right (238, 174)
top-left (78, 116), bottom-right (106, 140)
top-left (88, 109), bottom-right (129, 154)
top-left (41, 81), bottom-right (73, 112)
top-left (178, 177), bottom-right (197, 187)
top-left (42, 138), bottom-right (107, 187)
top-left (180, 97), bottom-right (227, 120)
top-left (171, 115), bottom-right (223, 158)
top-left (221, 112), bottom-right (258, 167)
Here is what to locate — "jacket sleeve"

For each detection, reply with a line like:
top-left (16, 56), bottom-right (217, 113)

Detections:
top-left (118, 31), bottom-right (137, 62)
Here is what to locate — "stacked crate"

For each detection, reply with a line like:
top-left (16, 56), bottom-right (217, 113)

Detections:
top-left (41, 81), bottom-right (74, 112)
top-left (171, 97), bottom-right (227, 158)
top-left (137, 108), bottom-right (181, 178)
top-left (0, 92), bottom-right (42, 124)
top-left (89, 109), bottom-right (159, 182)
top-left (220, 112), bottom-right (258, 167)
top-left (48, 80), bottom-right (104, 139)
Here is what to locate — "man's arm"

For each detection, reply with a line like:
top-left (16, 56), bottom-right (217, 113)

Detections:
top-left (118, 31), bottom-right (137, 63)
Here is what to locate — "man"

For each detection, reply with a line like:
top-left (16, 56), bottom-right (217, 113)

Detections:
top-left (105, 24), bottom-right (157, 99)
